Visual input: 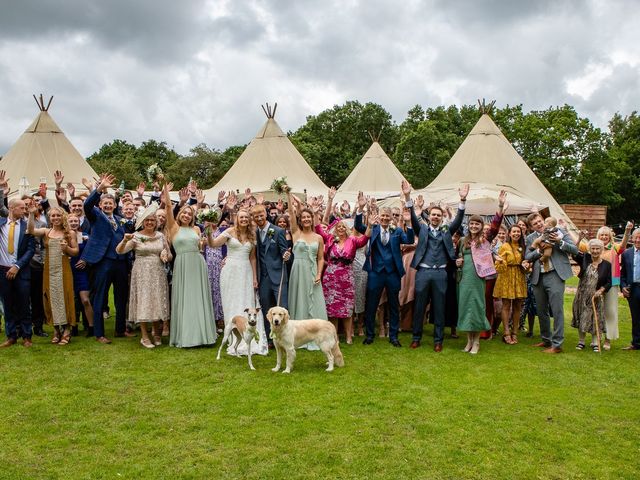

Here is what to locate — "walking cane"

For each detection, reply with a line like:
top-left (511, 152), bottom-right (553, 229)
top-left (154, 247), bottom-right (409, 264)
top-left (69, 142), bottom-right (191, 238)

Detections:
top-left (591, 295), bottom-right (602, 354)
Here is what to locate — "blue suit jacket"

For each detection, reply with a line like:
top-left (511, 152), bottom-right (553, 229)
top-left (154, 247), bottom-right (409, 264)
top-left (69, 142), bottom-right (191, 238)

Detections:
top-left (0, 217), bottom-right (35, 280)
top-left (409, 205), bottom-right (464, 269)
top-left (80, 189), bottom-right (125, 265)
top-left (256, 223), bottom-right (289, 286)
top-left (354, 213), bottom-right (414, 276)
top-left (620, 247), bottom-right (638, 289)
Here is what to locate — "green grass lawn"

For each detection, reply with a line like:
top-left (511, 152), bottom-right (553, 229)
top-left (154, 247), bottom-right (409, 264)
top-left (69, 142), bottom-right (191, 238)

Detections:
top-left (1, 293), bottom-right (638, 479)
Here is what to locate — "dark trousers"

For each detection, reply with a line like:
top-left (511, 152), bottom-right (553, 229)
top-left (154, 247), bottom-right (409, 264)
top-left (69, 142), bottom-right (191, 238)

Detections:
top-left (90, 258), bottom-right (128, 338)
top-left (30, 267), bottom-right (45, 332)
top-left (627, 284), bottom-right (640, 348)
top-left (364, 270), bottom-right (401, 341)
top-left (258, 271), bottom-right (288, 339)
top-left (412, 268), bottom-right (447, 343)
top-left (0, 273), bottom-right (32, 340)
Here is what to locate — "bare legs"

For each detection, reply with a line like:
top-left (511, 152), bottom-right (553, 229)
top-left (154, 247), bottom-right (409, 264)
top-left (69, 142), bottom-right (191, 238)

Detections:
top-left (501, 298), bottom-right (523, 344)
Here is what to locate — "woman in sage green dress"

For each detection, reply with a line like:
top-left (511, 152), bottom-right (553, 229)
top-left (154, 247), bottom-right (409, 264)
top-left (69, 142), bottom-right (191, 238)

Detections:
top-left (456, 215), bottom-right (493, 354)
top-left (287, 189), bottom-right (327, 350)
top-left (163, 184), bottom-right (217, 348)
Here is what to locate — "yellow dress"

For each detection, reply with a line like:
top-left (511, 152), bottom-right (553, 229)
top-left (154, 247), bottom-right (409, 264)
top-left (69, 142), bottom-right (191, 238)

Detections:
top-left (493, 242), bottom-right (527, 299)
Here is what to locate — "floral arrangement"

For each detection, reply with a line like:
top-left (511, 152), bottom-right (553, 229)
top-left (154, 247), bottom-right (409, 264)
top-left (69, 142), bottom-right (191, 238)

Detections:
top-left (134, 234), bottom-right (150, 243)
top-left (196, 208), bottom-right (221, 225)
top-left (267, 227), bottom-right (275, 239)
top-left (146, 163), bottom-right (164, 183)
top-left (389, 225), bottom-right (397, 233)
top-left (270, 176), bottom-right (288, 194)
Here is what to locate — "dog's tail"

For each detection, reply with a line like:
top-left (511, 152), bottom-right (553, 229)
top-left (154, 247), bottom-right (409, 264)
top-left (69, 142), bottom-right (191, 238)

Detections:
top-left (332, 331), bottom-right (345, 367)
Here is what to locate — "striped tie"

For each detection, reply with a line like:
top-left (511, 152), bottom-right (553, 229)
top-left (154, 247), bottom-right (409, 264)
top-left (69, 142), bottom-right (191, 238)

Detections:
top-left (7, 221), bottom-right (15, 255)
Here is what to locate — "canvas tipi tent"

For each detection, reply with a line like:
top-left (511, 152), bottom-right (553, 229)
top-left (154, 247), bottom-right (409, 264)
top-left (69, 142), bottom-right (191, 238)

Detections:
top-left (337, 135), bottom-right (406, 201)
top-left (397, 104), bottom-right (573, 225)
top-left (0, 95), bottom-right (98, 197)
top-left (205, 104), bottom-right (327, 200)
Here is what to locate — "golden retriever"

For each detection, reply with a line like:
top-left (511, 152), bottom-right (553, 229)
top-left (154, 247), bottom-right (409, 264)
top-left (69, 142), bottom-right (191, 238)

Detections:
top-left (266, 306), bottom-right (345, 373)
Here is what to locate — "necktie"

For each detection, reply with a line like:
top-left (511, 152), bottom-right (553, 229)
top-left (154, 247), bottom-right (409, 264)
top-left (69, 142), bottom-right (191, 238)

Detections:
top-left (261, 228), bottom-right (266, 243)
top-left (382, 229), bottom-right (389, 246)
top-left (634, 250), bottom-right (640, 283)
top-left (109, 216), bottom-right (117, 230)
top-left (7, 221), bottom-right (15, 255)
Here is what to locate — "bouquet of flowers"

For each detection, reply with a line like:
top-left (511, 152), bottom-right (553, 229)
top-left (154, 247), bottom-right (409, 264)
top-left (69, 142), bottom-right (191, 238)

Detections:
top-left (146, 163), bottom-right (164, 183)
top-left (270, 176), bottom-right (288, 194)
top-left (196, 208), bottom-right (221, 225)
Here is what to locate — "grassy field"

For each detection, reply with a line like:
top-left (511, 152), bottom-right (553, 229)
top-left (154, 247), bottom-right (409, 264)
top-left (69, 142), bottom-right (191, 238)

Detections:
top-left (1, 293), bottom-right (639, 479)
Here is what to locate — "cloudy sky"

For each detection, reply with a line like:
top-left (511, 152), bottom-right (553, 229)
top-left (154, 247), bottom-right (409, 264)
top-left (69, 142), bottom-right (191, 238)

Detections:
top-left (1, 0), bottom-right (638, 157)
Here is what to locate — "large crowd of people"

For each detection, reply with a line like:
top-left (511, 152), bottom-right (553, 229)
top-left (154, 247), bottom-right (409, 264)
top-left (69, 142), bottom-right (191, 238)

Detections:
top-left (1, 169), bottom-right (639, 356)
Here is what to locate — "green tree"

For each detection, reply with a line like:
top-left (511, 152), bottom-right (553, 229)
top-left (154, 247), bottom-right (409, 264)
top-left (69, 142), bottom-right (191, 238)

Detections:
top-left (164, 143), bottom-right (240, 191)
top-left (291, 101), bottom-right (398, 187)
top-left (606, 112), bottom-right (640, 223)
top-left (87, 139), bottom-right (139, 188)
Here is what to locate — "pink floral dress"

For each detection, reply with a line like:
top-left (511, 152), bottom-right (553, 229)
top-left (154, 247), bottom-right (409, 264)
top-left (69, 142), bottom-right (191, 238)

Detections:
top-left (316, 223), bottom-right (369, 318)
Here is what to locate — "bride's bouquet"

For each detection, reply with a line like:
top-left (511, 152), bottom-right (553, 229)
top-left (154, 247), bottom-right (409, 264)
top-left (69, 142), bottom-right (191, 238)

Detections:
top-left (146, 163), bottom-right (164, 183)
top-left (270, 176), bottom-right (288, 194)
top-left (197, 208), bottom-right (221, 225)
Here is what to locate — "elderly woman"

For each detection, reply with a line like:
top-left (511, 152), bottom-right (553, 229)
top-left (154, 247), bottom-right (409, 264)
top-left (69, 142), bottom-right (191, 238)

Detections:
top-left (27, 205), bottom-right (79, 345)
top-left (572, 239), bottom-right (611, 352)
top-left (116, 208), bottom-right (172, 348)
top-left (316, 189), bottom-right (372, 344)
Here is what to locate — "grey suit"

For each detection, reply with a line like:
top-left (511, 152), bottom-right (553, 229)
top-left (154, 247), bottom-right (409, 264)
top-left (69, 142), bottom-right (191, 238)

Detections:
top-left (525, 229), bottom-right (578, 348)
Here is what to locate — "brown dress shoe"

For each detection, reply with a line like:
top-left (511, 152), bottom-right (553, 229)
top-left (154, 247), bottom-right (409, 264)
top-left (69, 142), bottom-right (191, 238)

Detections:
top-left (410, 341), bottom-right (420, 349)
top-left (542, 347), bottom-right (562, 354)
top-left (622, 345), bottom-right (640, 351)
top-left (0, 338), bottom-right (17, 348)
top-left (434, 343), bottom-right (443, 352)
top-left (23, 338), bottom-right (33, 348)
top-left (96, 336), bottom-right (112, 344)
top-left (532, 342), bottom-right (550, 348)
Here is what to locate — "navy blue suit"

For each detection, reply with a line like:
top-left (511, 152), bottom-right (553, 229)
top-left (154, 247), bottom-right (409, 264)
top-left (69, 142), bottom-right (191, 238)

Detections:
top-left (355, 214), bottom-right (414, 342)
top-left (256, 223), bottom-right (289, 338)
top-left (621, 247), bottom-right (640, 348)
top-left (80, 190), bottom-right (128, 338)
top-left (0, 218), bottom-right (35, 340)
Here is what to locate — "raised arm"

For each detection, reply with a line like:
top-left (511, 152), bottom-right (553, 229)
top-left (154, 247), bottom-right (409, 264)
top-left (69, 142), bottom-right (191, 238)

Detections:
top-left (323, 187), bottom-right (336, 225)
top-left (287, 189), bottom-right (299, 235)
top-left (208, 228), bottom-right (231, 248)
top-left (27, 204), bottom-right (48, 237)
top-left (163, 183), bottom-right (178, 237)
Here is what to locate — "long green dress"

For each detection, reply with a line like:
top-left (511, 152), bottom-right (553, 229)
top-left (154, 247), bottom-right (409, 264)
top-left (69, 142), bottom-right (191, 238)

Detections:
top-left (457, 246), bottom-right (491, 332)
top-left (170, 227), bottom-right (217, 348)
top-left (289, 240), bottom-right (328, 320)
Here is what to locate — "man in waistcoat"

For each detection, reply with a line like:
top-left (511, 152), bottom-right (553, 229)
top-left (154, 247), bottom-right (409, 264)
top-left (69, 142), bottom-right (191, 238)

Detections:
top-left (403, 181), bottom-right (468, 352)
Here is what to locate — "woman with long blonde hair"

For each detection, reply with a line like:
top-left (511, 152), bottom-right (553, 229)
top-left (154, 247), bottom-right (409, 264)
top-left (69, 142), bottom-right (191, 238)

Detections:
top-left (27, 205), bottom-right (79, 345)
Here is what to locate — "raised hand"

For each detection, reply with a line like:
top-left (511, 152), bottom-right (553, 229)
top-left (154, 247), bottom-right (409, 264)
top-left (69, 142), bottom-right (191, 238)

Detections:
top-left (196, 189), bottom-right (205, 205)
top-left (626, 221), bottom-right (634, 232)
top-left (178, 187), bottom-right (189, 203)
top-left (416, 194), bottom-right (425, 209)
top-left (401, 179), bottom-right (412, 199)
top-left (368, 213), bottom-right (379, 226)
top-left (97, 173), bottom-right (116, 192)
top-left (357, 191), bottom-right (366, 212)
top-left (498, 189), bottom-right (507, 208)
top-left (255, 192), bottom-right (264, 205)
top-left (217, 190), bottom-right (226, 203)
top-left (459, 183), bottom-right (469, 201)
top-left (54, 170), bottom-right (64, 187)
top-left (165, 182), bottom-right (174, 192)
top-left (28, 202), bottom-right (39, 214)
top-left (81, 177), bottom-right (93, 191)
top-left (328, 187), bottom-right (336, 200)
top-left (226, 191), bottom-right (237, 210)
top-left (136, 182), bottom-right (146, 197)
top-left (244, 187), bottom-right (252, 198)
top-left (123, 233), bottom-right (135, 242)
top-left (276, 198), bottom-right (284, 212)
top-left (66, 182), bottom-right (76, 198)
top-left (0, 170), bottom-right (9, 193)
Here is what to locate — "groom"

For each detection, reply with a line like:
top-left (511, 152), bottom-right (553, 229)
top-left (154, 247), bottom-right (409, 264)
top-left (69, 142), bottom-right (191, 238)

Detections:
top-left (251, 204), bottom-right (291, 347)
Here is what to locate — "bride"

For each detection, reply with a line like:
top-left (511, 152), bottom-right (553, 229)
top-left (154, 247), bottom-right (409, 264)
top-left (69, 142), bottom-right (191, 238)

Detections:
top-left (208, 209), bottom-right (268, 356)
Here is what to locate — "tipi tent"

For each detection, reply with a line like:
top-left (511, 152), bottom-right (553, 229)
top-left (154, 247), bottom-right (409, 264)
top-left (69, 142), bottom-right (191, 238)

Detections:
top-left (337, 138), bottom-right (406, 201)
top-left (386, 107), bottom-right (573, 225)
top-left (205, 104), bottom-right (327, 200)
top-left (0, 95), bottom-right (98, 197)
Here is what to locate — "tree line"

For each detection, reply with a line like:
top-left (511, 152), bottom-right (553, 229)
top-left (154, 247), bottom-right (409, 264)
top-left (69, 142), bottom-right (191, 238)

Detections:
top-left (87, 101), bottom-right (640, 224)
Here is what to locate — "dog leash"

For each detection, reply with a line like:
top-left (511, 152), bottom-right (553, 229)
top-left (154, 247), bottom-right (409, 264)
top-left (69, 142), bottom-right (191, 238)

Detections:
top-left (276, 258), bottom-right (286, 307)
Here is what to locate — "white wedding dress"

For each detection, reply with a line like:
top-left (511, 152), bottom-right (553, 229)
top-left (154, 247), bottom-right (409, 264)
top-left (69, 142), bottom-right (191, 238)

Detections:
top-left (219, 232), bottom-right (268, 356)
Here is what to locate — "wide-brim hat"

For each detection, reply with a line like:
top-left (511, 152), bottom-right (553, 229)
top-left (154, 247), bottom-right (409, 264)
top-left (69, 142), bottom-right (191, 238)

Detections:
top-left (135, 203), bottom-right (159, 230)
